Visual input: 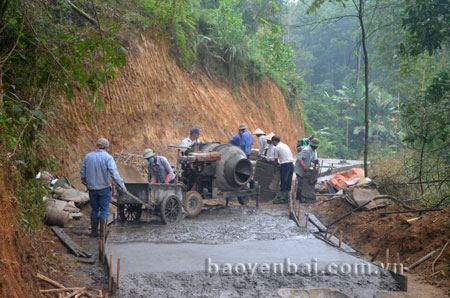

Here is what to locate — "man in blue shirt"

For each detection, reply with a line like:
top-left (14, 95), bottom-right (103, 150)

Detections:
top-left (228, 133), bottom-right (241, 147)
top-left (142, 149), bottom-right (175, 184)
top-left (81, 138), bottom-right (126, 237)
top-left (238, 124), bottom-right (254, 158)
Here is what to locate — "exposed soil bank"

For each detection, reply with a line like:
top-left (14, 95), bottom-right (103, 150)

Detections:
top-left (310, 197), bottom-right (450, 291)
top-left (45, 34), bottom-right (305, 177)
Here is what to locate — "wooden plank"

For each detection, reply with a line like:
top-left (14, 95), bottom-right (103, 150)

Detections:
top-left (51, 226), bottom-right (92, 258)
top-left (76, 257), bottom-right (96, 264)
top-left (41, 288), bottom-right (81, 293)
top-left (306, 213), bottom-right (327, 233)
top-left (37, 273), bottom-right (65, 289)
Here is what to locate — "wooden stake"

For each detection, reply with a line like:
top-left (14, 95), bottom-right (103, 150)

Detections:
top-left (386, 248), bottom-right (390, 269)
top-left (324, 224), bottom-right (330, 239)
top-left (327, 226), bottom-right (339, 240)
top-left (102, 239), bottom-right (106, 264)
top-left (305, 214), bottom-right (309, 229)
top-left (396, 252), bottom-right (401, 273)
top-left (109, 255), bottom-right (113, 292)
top-left (338, 230), bottom-right (343, 248)
top-left (117, 258), bottom-right (121, 289)
top-left (99, 239), bottom-right (103, 260)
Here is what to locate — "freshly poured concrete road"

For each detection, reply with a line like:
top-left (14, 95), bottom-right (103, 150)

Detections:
top-left (108, 238), bottom-right (371, 274)
top-left (107, 206), bottom-right (397, 297)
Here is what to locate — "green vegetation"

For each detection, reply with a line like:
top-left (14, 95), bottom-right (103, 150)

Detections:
top-left (1, 0), bottom-right (449, 228)
top-left (0, 0), bottom-right (126, 228)
top-left (285, 0), bottom-right (449, 206)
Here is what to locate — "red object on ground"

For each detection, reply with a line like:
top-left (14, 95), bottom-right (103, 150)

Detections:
top-left (328, 168), bottom-right (365, 190)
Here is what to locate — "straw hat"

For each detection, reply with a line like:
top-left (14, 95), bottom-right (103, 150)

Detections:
top-left (265, 132), bottom-right (275, 140)
top-left (253, 128), bottom-right (265, 135)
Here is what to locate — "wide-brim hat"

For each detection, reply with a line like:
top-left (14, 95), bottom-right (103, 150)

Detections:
top-left (310, 139), bottom-right (320, 147)
top-left (253, 128), bottom-right (265, 135)
top-left (142, 148), bottom-right (156, 159)
top-left (265, 132), bottom-right (275, 141)
top-left (238, 124), bottom-right (247, 130)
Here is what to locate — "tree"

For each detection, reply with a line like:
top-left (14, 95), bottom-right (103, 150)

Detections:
top-left (306, 0), bottom-right (372, 176)
top-left (400, 0), bottom-right (450, 56)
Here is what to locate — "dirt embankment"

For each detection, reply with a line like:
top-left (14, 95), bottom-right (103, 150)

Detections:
top-left (0, 163), bottom-right (48, 297)
top-left (312, 197), bottom-right (450, 290)
top-left (44, 33), bottom-right (305, 176)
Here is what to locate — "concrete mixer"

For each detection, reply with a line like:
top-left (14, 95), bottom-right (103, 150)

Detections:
top-left (174, 142), bottom-right (260, 217)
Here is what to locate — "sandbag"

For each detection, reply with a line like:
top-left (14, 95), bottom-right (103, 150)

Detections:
top-left (55, 187), bottom-right (89, 205)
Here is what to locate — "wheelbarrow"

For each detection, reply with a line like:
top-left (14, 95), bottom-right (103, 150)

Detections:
top-left (115, 182), bottom-right (186, 224)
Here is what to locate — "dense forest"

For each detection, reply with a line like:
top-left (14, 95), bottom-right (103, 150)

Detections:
top-left (0, 0), bottom-right (449, 230)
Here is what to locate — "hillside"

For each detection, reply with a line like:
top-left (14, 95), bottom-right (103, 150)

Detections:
top-left (46, 34), bottom-right (305, 175)
top-left (1, 31), bottom-right (304, 296)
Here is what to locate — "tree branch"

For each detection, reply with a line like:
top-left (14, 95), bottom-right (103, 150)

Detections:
top-left (288, 14), bottom-right (358, 28)
top-left (68, 0), bottom-right (99, 27)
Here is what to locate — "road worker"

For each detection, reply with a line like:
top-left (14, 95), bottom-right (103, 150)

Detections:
top-left (142, 149), bottom-right (175, 184)
top-left (81, 138), bottom-right (126, 237)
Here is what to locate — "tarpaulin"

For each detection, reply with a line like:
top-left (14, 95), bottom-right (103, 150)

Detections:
top-left (328, 168), bottom-right (365, 190)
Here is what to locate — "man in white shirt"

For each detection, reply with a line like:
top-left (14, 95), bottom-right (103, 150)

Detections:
top-left (263, 132), bottom-right (275, 162)
top-left (181, 127), bottom-right (201, 152)
top-left (272, 135), bottom-right (294, 204)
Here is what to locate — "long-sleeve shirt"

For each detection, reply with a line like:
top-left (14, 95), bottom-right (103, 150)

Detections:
top-left (258, 135), bottom-right (268, 155)
top-left (294, 145), bottom-right (318, 177)
top-left (274, 142), bottom-right (294, 164)
top-left (181, 137), bottom-right (198, 152)
top-left (80, 149), bottom-right (125, 190)
top-left (265, 144), bottom-right (275, 162)
top-left (148, 156), bottom-right (175, 183)
top-left (240, 130), bottom-right (254, 156)
top-left (229, 133), bottom-right (241, 146)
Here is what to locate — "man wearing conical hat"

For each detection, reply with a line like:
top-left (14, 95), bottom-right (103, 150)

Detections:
top-left (253, 128), bottom-right (267, 157)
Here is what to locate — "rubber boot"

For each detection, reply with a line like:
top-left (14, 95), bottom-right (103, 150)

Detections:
top-left (283, 191), bottom-right (289, 203)
top-left (90, 218), bottom-right (99, 237)
top-left (273, 191), bottom-right (286, 204)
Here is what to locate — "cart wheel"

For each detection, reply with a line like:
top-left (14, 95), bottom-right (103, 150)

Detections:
top-left (118, 204), bottom-right (142, 222)
top-left (184, 191), bottom-right (204, 217)
top-left (238, 196), bottom-right (249, 205)
top-left (160, 195), bottom-right (182, 224)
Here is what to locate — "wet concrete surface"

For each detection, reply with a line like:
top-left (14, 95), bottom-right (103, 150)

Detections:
top-left (109, 205), bottom-right (310, 244)
top-left (107, 205), bottom-right (398, 298)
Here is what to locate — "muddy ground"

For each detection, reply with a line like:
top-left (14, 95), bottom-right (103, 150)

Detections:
top-left (107, 205), bottom-right (399, 298)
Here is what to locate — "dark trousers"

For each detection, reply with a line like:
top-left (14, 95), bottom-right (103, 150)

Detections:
top-left (296, 174), bottom-right (303, 201)
top-left (89, 187), bottom-right (111, 220)
top-left (280, 163), bottom-right (294, 192)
